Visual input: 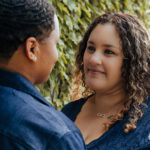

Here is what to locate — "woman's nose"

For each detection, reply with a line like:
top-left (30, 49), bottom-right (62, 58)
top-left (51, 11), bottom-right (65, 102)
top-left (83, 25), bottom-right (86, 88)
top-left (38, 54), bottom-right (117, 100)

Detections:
top-left (89, 52), bottom-right (103, 65)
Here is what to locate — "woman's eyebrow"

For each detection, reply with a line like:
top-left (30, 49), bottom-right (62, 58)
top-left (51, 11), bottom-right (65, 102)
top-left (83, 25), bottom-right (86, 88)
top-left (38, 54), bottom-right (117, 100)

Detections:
top-left (88, 40), bottom-right (120, 50)
top-left (87, 40), bottom-right (95, 45)
top-left (103, 44), bottom-right (120, 49)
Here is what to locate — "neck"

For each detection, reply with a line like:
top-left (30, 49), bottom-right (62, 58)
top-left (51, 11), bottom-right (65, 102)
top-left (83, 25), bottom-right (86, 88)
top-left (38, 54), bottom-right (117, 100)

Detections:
top-left (0, 53), bottom-right (36, 85)
top-left (91, 88), bottom-right (127, 114)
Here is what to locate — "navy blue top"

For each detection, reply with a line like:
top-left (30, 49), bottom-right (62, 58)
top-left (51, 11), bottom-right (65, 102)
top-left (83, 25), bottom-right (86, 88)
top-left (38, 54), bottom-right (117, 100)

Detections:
top-left (0, 69), bottom-right (86, 150)
top-left (62, 96), bottom-right (150, 150)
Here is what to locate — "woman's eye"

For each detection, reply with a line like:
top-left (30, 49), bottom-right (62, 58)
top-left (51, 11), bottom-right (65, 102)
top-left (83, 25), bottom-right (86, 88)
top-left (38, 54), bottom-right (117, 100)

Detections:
top-left (104, 49), bottom-right (115, 55)
top-left (87, 46), bottom-right (95, 52)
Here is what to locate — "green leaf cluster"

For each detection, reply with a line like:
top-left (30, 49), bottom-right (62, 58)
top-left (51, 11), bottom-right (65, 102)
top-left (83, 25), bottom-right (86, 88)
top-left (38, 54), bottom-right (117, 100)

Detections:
top-left (37, 0), bottom-right (150, 110)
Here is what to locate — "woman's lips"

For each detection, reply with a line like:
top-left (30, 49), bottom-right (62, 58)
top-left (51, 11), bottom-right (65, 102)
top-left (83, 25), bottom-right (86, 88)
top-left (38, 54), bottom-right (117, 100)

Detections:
top-left (87, 68), bottom-right (105, 74)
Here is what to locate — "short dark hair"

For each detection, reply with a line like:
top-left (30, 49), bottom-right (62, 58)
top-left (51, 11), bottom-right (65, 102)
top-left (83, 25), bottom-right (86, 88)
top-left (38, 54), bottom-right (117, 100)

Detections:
top-left (0, 0), bottom-right (55, 60)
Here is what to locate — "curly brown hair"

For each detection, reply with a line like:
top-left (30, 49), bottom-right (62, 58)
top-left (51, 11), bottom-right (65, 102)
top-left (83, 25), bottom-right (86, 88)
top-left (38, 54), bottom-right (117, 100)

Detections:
top-left (72, 12), bottom-right (150, 133)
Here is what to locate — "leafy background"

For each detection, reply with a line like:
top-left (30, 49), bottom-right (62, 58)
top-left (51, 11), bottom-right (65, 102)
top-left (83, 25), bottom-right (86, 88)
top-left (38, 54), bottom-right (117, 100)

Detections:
top-left (37, 0), bottom-right (150, 110)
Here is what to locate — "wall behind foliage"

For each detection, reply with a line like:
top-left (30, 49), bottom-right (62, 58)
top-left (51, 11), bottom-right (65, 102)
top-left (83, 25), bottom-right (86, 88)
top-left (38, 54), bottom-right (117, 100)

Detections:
top-left (37, 0), bottom-right (150, 110)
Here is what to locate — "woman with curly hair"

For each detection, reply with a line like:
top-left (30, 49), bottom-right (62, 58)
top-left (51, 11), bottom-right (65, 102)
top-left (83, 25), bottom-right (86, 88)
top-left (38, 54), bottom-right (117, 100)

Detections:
top-left (62, 12), bottom-right (150, 150)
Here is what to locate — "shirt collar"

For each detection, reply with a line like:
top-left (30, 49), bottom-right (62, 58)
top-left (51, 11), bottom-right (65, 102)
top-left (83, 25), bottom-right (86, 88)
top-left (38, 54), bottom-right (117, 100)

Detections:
top-left (0, 69), bottom-right (51, 107)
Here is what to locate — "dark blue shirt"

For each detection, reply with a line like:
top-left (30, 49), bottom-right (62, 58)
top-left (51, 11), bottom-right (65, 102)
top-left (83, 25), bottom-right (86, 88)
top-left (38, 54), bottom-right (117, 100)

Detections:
top-left (0, 69), bottom-right (86, 150)
top-left (62, 96), bottom-right (150, 150)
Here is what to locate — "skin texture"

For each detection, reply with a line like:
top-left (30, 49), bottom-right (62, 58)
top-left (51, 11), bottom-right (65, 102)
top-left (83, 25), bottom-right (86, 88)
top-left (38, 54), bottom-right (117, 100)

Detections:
top-left (75, 23), bottom-right (127, 144)
top-left (34, 15), bottom-right (60, 84)
top-left (84, 23), bottom-right (124, 94)
top-left (0, 15), bottom-right (60, 85)
top-left (72, 12), bottom-right (150, 145)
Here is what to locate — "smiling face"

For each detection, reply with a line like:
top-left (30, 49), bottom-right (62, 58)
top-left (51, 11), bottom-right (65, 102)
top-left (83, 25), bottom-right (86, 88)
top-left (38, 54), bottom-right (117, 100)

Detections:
top-left (83, 23), bottom-right (124, 93)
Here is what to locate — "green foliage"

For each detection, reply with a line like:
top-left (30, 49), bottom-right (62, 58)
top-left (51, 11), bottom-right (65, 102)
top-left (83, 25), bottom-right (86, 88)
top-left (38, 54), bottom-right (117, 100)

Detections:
top-left (37, 0), bottom-right (150, 110)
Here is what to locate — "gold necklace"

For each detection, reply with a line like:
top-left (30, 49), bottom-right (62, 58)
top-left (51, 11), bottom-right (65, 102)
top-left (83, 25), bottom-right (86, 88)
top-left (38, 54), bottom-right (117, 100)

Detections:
top-left (96, 112), bottom-right (115, 119)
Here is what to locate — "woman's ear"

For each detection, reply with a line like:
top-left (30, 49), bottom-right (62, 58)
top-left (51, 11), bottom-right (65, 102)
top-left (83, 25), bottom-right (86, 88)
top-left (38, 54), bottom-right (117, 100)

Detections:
top-left (25, 37), bottom-right (39, 62)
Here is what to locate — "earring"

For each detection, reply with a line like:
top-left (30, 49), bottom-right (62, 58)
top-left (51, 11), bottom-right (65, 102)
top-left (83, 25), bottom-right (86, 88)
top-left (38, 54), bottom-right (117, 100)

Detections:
top-left (33, 55), bottom-right (37, 61)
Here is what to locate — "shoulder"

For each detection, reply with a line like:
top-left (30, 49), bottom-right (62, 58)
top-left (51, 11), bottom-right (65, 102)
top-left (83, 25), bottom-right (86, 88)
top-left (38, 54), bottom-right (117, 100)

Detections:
top-left (48, 130), bottom-right (86, 150)
top-left (124, 97), bottom-right (150, 149)
top-left (85, 97), bottom-right (150, 150)
top-left (62, 98), bottom-right (84, 111)
top-left (0, 86), bottom-right (85, 150)
top-left (0, 130), bottom-right (86, 150)
top-left (61, 97), bottom-right (87, 121)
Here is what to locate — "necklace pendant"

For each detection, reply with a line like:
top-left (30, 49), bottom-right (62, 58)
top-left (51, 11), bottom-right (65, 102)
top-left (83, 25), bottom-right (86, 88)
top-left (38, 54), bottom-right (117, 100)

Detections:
top-left (107, 115), bottom-right (114, 119)
top-left (96, 113), bottom-right (105, 117)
